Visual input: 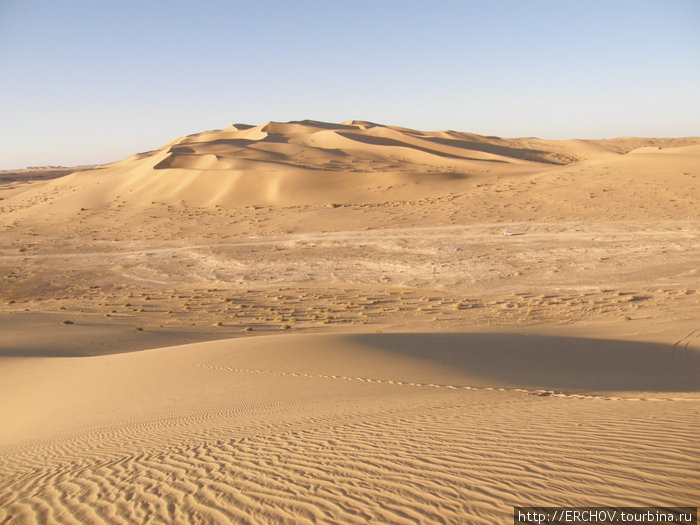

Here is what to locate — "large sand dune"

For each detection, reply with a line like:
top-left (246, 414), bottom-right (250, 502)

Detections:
top-left (1, 121), bottom-right (698, 523)
top-left (4, 120), bottom-right (699, 211)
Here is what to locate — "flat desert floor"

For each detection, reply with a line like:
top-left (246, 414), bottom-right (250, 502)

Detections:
top-left (1, 121), bottom-right (698, 523)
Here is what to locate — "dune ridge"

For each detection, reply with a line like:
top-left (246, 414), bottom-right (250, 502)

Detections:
top-left (3, 120), bottom-right (698, 210)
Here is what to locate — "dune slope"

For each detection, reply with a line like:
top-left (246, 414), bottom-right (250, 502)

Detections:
top-left (4, 120), bottom-right (698, 211)
top-left (1, 333), bottom-right (698, 524)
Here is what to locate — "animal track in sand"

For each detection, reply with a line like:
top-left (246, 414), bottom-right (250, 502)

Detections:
top-left (198, 364), bottom-right (699, 402)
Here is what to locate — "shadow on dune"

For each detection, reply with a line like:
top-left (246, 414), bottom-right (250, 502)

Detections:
top-left (0, 323), bottom-right (226, 358)
top-left (335, 132), bottom-right (509, 163)
top-left (287, 120), bottom-right (359, 130)
top-left (351, 333), bottom-right (700, 392)
top-left (414, 135), bottom-right (567, 164)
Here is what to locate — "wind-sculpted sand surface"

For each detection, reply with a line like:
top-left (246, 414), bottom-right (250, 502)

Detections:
top-left (1, 334), bottom-right (698, 524)
top-left (1, 121), bottom-right (698, 523)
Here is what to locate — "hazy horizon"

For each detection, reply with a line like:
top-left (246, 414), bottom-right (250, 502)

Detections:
top-left (1, 0), bottom-right (699, 170)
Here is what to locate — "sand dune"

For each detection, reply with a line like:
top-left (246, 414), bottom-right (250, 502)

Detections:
top-left (4, 120), bottom-right (697, 211)
top-left (1, 333), bottom-right (698, 523)
top-left (1, 121), bottom-right (698, 523)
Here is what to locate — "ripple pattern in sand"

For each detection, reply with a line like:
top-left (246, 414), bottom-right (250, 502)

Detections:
top-left (1, 389), bottom-right (698, 524)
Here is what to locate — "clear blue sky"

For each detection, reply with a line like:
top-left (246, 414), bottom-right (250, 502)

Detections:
top-left (1, 0), bottom-right (699, 169)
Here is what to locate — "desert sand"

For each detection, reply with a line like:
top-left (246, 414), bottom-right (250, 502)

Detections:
top-left (1, 120), bottom-right (698, 523)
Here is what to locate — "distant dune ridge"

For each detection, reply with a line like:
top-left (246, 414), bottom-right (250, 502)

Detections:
top-left (5, 119), bottom-right (699, 210)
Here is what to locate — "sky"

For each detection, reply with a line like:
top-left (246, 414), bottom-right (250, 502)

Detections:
top-left (1, 0), bottom-right (699, 169)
